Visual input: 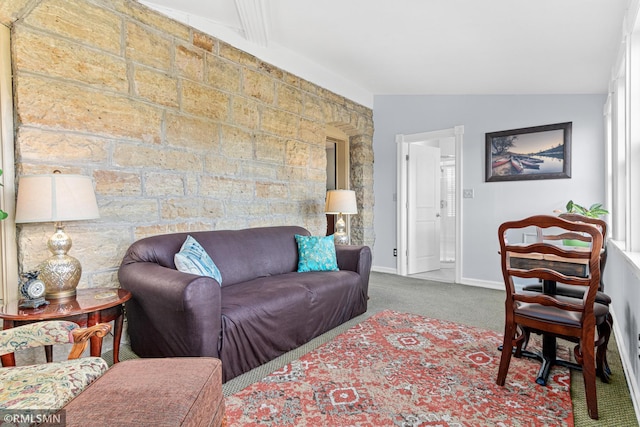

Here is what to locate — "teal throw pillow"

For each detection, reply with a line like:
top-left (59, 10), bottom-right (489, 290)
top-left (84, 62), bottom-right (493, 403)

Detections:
top-left (174, 235), bottom-right (222, 285)
top-left (295, 234), bottom-right (339, 272)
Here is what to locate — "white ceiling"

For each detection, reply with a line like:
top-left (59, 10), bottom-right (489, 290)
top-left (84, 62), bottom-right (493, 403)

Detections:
top-left (142, 0), bottom-right (630, 107)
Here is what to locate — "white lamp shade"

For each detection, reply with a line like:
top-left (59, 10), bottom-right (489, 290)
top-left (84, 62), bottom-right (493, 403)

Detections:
top-left (15, 174), bottom-right (100, 223)
top-left (325, 190), bottom-right (357, 215)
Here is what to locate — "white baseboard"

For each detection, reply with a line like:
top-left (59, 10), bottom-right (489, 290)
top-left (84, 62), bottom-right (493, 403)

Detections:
top-left (458, 277), bottom-right (503, 291)
top-left (371, 266), bottom-right (503, 291)
top-left (611, 307), bottom-right (640, 422)
top-left (371, 265), bottom-right (396, 274)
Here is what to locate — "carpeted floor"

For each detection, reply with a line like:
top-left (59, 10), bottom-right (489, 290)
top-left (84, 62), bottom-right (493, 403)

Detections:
top-left (106, 271), bottom-right (639, 426)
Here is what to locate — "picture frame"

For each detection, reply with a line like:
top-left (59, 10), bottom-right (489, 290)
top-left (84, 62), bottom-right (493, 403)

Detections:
top-left (485, 122), bottom-right (572, 182)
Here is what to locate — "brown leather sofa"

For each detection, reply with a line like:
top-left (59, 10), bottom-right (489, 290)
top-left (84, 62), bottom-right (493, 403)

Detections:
top-left (119, 226), bottom-right (371, 382)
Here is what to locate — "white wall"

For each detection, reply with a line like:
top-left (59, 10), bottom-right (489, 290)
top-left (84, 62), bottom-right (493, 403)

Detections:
top-left (372, 94), bottom-right (607, 285)
top-left (603, 242), bottom-right (640, 409)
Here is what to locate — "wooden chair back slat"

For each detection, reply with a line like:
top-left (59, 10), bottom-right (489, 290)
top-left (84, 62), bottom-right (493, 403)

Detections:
top-left (499, 214), bottom-right (602, 310)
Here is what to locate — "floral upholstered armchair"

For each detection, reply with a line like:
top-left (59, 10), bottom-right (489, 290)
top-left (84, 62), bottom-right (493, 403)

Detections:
top-left (0, 320), bottom-right (111, 411)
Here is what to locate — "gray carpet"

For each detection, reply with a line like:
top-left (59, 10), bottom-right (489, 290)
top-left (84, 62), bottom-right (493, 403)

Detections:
top-left (106, 271), bottom-right (638, 426)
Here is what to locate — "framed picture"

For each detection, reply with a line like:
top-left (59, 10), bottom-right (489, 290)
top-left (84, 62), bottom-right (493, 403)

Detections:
top-left (485, 122), bottom-right (572, 182)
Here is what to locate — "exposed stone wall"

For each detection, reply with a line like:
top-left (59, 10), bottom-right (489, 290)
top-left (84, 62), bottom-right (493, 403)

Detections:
top-left (2, 0), bottom-right (374, 292)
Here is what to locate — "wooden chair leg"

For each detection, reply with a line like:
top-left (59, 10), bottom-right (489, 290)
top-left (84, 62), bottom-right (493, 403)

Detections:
top-left (497, 323), bottom-right (516, 386)
top-left (515, 325), bottom-right (529, 357)
top-left (581, 342), bottom-right (599, 420)
top-left (604, 313), bottom-right (613, 375)
top-left (596, 316), bottom-right (612, 383)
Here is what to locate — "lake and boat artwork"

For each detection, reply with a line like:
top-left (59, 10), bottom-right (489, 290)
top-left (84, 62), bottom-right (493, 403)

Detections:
top-left (491, 129), bottom-right (564, 175)
top-left (485, 122), bottom-right (571, 182)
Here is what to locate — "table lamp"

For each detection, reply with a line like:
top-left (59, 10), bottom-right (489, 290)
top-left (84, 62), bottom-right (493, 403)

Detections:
top-left (325, 189), bottom-right (358, 245)
top-left (15, 173), bottom-right (100, 299)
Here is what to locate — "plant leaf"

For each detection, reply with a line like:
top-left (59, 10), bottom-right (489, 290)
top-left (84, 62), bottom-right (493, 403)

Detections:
top-left (566, 200), bottom-right (575, 212)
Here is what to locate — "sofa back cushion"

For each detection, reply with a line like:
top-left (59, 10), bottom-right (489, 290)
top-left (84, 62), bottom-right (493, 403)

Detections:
top-left (121, 226), bottom-right (310, 287)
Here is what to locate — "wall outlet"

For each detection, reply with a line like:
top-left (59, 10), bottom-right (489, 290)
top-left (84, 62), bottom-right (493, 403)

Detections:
top-left (393, 248), bottom-right (397, 257)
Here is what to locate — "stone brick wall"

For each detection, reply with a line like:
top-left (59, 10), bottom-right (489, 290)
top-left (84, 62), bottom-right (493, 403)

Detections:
top-left (2, 0), bottom-right (374, 292)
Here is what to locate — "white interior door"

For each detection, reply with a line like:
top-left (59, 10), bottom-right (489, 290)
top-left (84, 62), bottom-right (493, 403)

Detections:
top-left (396, 126), bottom-right (463, 282)
top-left (407, 144), bottom-right (441, 274)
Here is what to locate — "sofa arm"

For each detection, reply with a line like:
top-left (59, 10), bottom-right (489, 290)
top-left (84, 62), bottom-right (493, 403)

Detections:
top-left (118, 262), bottom-right (222, 359)
top-left (335, 244), bottom-right (372, 298)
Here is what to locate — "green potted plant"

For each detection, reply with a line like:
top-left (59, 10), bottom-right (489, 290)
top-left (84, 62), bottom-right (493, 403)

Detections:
top-left (564, 200), bottom-right (609, 219)
top-left (560, 200), bottom-right (608, 246)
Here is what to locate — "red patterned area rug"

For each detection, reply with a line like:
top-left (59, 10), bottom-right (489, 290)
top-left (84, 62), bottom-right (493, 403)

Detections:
top-left (225, 310), bottom-right (573, 426)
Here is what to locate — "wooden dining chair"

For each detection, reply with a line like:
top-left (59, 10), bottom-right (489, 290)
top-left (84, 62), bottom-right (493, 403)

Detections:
top-left (523, 213), bottom-right (612, 381)
top-left (496, 215), bottom-right (607, 420)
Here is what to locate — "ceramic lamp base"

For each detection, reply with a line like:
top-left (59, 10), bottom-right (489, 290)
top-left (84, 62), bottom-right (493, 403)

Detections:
top-left (333, 214), bottom-right (350, 245)
top-left (40, 254), bottom-right (81, 298)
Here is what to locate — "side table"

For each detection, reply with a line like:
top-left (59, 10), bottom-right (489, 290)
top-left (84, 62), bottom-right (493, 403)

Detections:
top-left (0, 288), bottom-right (132, 367)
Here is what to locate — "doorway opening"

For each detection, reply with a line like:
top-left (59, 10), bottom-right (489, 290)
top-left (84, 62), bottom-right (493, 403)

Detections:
top-left (325, 127), bottom-right (349, 236)
top-left (412, 155), bottom-right (456, 282)
top-left (396, 126), bottom-right (464, 284)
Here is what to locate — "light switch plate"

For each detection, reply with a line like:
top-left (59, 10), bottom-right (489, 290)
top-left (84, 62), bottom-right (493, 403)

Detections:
top-left (463, 189), bottom-right (474, 199)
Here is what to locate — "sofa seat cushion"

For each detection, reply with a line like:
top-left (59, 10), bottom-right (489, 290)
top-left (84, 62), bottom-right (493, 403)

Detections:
top-left (220, 270), bottom-right (364, 381)
top-left (0, 357), bottom-right (108, 410)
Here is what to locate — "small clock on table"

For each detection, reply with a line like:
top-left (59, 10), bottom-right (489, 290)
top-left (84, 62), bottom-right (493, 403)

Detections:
top-left (18, 271), bottom-right (49, 309)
